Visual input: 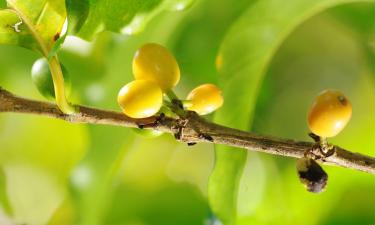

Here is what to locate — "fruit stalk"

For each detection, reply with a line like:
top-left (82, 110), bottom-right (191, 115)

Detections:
top-left (166, 90), bottom-right (180, 101)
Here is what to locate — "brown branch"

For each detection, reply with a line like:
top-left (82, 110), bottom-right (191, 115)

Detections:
top-left (1, 87), bottom-right (375, 174)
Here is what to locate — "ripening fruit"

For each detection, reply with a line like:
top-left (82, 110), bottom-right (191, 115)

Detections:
top-left (186, 84), bottom-right (224, 115)
top-left (133, 43), bottom-right (180, 92)
top-left (117, 80), bottom-right (163, 118)
top-left (307, 89), bottom-right (352, 138)
top-left (31, 58), bottom-right (71, 101)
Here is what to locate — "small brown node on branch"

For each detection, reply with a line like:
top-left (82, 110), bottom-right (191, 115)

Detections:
top-left (172, 118), bottom-right (189, 141)
top-left (172, 99), bottom-right (184, 110)
top-left (137, 113), bottom-right (165, 129)
top-left (307, 133), bottom-right (335, 160)
top-left (198, 133), bottom-right (214, 142)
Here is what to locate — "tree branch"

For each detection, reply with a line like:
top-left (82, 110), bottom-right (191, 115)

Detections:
top-left (1, 87), bottom-right (375, 174)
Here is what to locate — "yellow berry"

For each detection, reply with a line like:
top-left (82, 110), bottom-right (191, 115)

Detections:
top-left (133, 43), bottom-right (180, 92)
top-left (186, 84), bottom-right (224, 115)
top-left (117, 80), bottom-right (163, 118)
top-left (307, 90), bottom-right (352, 138)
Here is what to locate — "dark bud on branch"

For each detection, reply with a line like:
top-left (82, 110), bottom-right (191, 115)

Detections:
top-left (296, 158), bottom-right (328, 193)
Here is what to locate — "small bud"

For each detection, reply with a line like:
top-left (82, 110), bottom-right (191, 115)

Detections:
top-left (296, 158), bottom-right (328, 193)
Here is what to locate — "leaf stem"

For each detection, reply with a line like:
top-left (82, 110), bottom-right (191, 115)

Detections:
top-left (49, 56), bottom-right (76, 114)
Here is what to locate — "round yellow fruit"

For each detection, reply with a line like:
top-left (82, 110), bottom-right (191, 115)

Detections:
top-left (307, 89), bottom-right (352, 138)
top-left (117, 80), bottom-right (163, 118)
top-left (186, 84), bottom-right (224, 115)
top-left (133, 43), bottom-right (180, 92)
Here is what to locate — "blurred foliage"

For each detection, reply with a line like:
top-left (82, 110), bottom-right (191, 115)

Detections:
top-left (1, 0), bottom-right (375, 225)
top-left (210, 1), bottom-right (375, 224)
top-left (66, 0), bottom-right (195, 40)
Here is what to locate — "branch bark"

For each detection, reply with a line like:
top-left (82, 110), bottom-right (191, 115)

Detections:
top-left (1, 87), bottom-right (375, 174)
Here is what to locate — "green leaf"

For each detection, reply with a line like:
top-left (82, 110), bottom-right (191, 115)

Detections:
top-left (0, 0), bottom-right (6, 8)
top-left (245, 13), bottom-right (375, 224)
top-left (65, 0), bottom-right (194, 40)
top-left (0, 9), bottom-right (36, 50)
top-left (2, 0), bottom-right (66, 55)
top-left (209, 0), bottom-right (375, 224)
top-left (0, 109), bottom-right (87, 225)
top-left (4, 164), bottom-right (64, 225)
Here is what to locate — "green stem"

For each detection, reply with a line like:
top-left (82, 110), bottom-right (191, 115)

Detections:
top-left (319, 137), bottom-right (334, 155)
top-left (166, 90), bottom-right (179, 101)
top-left (164, 91), bottom-right (187, 117)
top-left (181, 100), bottom-right (192, 108)
top-left (159, 105), bottom-right (175, 117)
top-left (49, 57), bottom-right (76, 114)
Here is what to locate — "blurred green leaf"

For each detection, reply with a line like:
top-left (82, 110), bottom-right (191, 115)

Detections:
top-left (209, 0), bottom-right (375, 224)
top-left (105, 183), bottom-right (210, 225)
top-left (0, 0), bottom-right (6, 8)
top-left (172, 0), bottom-right (254, 87)
top-left (330, 3), bottom-right (375, 39)
top-left (0, 82), bottom-right (88, 224)
top-left (0, 115), bottom-right (88, 178)
top-left (0, 169), bottom-right (12, 216)
top-left (69, 126), bottom-right (135, 225)
top-left (3, 0), bottom-right (66, 54)
top-left (65, 0), bottom-right (194, 41)
top-left (247, 13), bottom-right (375, 224)
top-left (4, 164), bottom-right (65, 225)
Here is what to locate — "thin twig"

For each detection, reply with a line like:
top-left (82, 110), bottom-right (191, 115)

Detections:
top-left (1, 87), bottom-right (374, 174)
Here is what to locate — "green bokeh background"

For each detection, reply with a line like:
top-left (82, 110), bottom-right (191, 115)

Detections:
top-left (1, 1), bottom-right (375, 225)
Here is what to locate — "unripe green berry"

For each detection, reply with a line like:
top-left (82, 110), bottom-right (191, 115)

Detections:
top-left (31, 58), bottom-right (71, 101)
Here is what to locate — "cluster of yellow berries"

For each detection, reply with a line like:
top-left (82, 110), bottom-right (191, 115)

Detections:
top-left (116, 43), bottom-right (354, 193)
top-left (117, 43), bottom-right (352, 145)
top-left (117, 43), bottom-right (224, 119)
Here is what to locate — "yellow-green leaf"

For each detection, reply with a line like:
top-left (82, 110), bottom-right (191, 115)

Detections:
top-left (3, 0), bottom-right (66, 54)
top-left (0, 9), bottom-right (36, 50)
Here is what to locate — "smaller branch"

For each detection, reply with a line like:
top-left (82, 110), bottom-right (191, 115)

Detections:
top-left (0, 87), bottom-right (172, 131)
top-left (1, 87), bottom-right (375, 174)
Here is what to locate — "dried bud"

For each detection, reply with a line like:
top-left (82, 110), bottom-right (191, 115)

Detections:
top-left (296, 158), bottom-right (328, 193)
